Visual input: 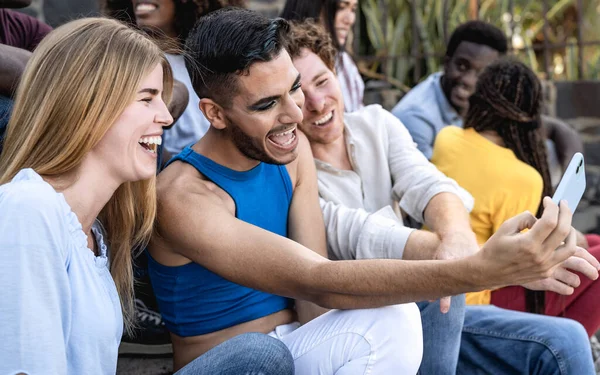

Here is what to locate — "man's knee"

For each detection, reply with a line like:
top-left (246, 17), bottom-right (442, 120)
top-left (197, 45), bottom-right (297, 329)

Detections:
top-left (547, 318), bottom-right (589, 350)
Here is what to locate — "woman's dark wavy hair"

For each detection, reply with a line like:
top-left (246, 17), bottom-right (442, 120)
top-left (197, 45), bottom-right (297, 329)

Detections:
top-left (102, 0), bottom-right (246, 44)
top-left (280, 0), bottom-right (343, 51)
top-left (464, 58), bottom-right (551, 315)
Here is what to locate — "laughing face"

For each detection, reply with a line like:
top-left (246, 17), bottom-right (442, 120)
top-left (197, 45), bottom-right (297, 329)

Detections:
top-left (333, 0), bottom-right (358, 47)
top-left (292, 48), bottom-right (345, 147)
top-left (90, 64), bottom-right (173, 183)
top-left (442, 41), bottom-right (500, 116)
top-left (213, 50), bottom-right (305, 166)
top-left (133, 0), bottom-right (177, 38)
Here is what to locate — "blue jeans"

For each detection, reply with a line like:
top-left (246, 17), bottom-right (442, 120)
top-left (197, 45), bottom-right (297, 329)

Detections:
top-left (175, 332), bottom-right (294, 375)
top-left (459, 305), bottom-right (595, 375)
top-left (419, 299), bottom-right (594, 375)
top-left (418, 295), bottom-right (466, 375)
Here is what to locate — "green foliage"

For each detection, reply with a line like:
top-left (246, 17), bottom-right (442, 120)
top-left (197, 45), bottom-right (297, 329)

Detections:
top-left (358, 0), bottom-right (600, 87)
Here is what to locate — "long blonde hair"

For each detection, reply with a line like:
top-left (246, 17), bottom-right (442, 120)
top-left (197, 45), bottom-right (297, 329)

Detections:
top-left (0, 17), bottom-right (173, 331)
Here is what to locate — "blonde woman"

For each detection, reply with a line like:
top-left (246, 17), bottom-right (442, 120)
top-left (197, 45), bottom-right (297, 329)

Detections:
top-left (0, 17), bottom-right (294, 375)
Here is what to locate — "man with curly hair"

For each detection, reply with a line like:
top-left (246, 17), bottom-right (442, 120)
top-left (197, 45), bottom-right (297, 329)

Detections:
top-left (288, 20), bottom-right (596, 375)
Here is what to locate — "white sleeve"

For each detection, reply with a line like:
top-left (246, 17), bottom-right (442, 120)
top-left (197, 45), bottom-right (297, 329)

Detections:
top-left (0, 183), bottom-right (71, 375)
top-left (321, 198), bottom-right (414, 260)
top-left (384, 109), bottom-right (474, 222)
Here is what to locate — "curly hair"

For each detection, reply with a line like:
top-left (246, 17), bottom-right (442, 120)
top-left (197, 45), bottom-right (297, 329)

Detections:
top-left (287, 20), bottom-right (338, 71)
top-left (464, 58), bottom-right (550, 315)
top-left (102, 0), bottom-right (246, 44)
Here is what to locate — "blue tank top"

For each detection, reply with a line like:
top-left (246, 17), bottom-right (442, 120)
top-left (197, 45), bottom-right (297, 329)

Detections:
top-left (148, 146), bottom-right (293, 336)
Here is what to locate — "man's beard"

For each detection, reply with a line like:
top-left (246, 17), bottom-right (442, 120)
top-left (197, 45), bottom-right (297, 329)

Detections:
top-left (226, 116), bottom-right (284, 165)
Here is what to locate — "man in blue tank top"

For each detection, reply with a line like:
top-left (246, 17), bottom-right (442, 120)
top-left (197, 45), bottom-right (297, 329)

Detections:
top-left (149, 8), bottom-right (585, 374)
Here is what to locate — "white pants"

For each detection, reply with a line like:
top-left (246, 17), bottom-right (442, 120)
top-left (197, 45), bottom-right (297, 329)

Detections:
top-left (268, 303), bottom-right (423, 375)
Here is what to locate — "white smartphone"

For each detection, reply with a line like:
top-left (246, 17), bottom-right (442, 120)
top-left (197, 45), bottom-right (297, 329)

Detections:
top-left (551, 152), bottom-right (586, 213)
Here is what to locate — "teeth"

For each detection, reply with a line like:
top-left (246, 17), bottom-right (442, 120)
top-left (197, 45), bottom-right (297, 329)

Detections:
top-left (138, 136), bottom-right (162, 145)
top-left (136, 3), bottom-right (157, 12)
top-left (270, 127), bottom-right (295, 137)
top-left (314, 111), bottom-right (333, 125)
top-left (279, 132), bottom-right (296, 146)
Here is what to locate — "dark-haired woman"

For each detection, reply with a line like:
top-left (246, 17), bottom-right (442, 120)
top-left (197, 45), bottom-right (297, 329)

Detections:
top-left (281, 0), bottom-right (363, 112)
top-left (432, 58), bottom-right (600, 337)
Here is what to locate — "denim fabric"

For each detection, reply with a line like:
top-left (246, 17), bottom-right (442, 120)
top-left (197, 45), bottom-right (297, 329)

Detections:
top-left (418, 295), bottom-right (466, 375)
top-left (175, 333), bottom-right (294, 375)
top-left (459, 305), bottom-right (595, 375)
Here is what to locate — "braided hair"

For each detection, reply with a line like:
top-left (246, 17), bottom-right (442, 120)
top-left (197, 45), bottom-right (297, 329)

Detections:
top-left (464, 58), bottom-right (551, 314)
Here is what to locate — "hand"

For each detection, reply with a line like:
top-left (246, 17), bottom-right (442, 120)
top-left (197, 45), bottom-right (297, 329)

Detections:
top-left (575, 230), bottom-right (589, 250)
top-left (476, 198), bottom-right (577, 289)
top-left (435, 230), bottom-right (479, 313)
top-left (523, 246), bottom-right (600, 294)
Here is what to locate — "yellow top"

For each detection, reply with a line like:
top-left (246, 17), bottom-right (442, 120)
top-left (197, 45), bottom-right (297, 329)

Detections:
top-left (431, 127), bottom-right (543, 305)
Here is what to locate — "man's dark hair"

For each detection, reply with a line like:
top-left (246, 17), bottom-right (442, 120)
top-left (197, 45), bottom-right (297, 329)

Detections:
top-left (184, 7), bottom-right (290, 108)
top-left (280, 0), bottom-right (342, 51)
top-left (446, 21), bottom-right (508, 58)
top-left (464, 58), bottom-right (549, 316)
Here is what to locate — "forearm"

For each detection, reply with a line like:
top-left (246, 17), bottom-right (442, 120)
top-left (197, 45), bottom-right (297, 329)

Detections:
top-left (542, 115), bottom-right (583, 170)
top-left (423, 192), bottom-right (473, 238)
top-left (402, 229), bottom-right (441, 260)
top-left (306, 256), bottom-right (488, 309)
top-left (0, 45), bottom-right (32, 97)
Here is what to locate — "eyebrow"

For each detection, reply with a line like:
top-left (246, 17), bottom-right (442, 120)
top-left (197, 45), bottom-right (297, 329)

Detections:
top-left (312, 70), bottom-right (330, 83)
top-left (248, 73), bottom-right (302, 110)
top-left (138, 88), bottom-right (160, 95)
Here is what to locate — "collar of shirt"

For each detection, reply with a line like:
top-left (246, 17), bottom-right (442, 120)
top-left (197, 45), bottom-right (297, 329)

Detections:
top-left (314, 123), bottom-right (357, 175)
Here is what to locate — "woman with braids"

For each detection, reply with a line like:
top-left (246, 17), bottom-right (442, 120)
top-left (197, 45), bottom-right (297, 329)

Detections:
top-left (432, 58), bottom-right (600, 336)
top-left (103, 0), bottom-right (246, 156)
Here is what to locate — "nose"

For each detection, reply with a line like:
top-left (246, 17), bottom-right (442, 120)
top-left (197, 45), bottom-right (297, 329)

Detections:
top-left (303, 88), bottom-right (326, 113)
top-left (461, 70), bottom-right (478, 91)
top-left (343, 10), bottom-right (356, 26)
top-left (156, 99), bottom-right (174, 128)
top-left (279, 90), bottom-right (304, 125)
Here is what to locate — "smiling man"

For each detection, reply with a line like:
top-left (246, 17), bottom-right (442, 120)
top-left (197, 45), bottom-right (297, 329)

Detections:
top-left (148, 8), bottom-right (588, 375)
top-left (392, 21), bottom-right (582, 168)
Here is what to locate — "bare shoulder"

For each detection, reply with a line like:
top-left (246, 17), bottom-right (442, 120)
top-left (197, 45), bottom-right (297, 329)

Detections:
top-left (156, 161), bottom-right (231, 226)
top-left (286, 130), bottom-right (314, 188)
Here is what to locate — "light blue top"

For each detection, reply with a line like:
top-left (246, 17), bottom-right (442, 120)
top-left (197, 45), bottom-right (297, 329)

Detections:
top-left (163, 54), bottom-right (211, 154)
top-left (391, 72), bottom-right (462, 159)
top-left (0, 169), bottom-right (123, 375)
